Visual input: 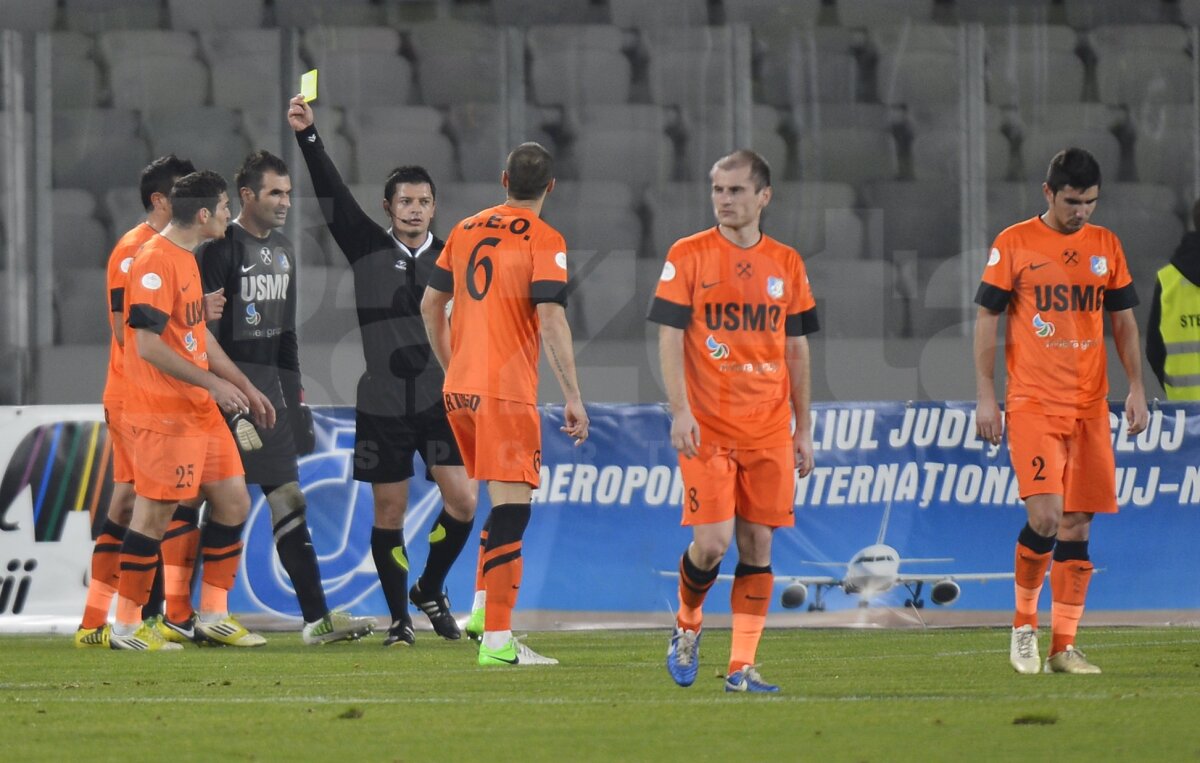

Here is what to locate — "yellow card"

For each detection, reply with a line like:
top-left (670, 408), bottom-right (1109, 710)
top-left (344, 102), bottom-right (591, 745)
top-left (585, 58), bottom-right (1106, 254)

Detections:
top-left (300, 69), bottom-right (318, 103)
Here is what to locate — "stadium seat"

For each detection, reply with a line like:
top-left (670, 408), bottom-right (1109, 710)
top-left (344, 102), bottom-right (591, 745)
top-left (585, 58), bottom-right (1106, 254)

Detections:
top-left (878, 49), bottom-right (960, 106)
top-left (168, 0), bottom-right (265, 30)
top-left (446, 103), bottom-right (556, 183)
top-left (608, 0), bottom-right (709, 28)
top-left (302, 26), bottom-right (412, 110)
top-left (861, 180), bottom-right (962, 261)
top-left (53, 109), bottom-right (150, 199)
top-left (55, 267), bottom-right (110, 344)
top-left (1134, 128), bottom-right (1199, 198)
top-left (985, 181), bottom-right (1046, 235)
top-left (566, 105), bottom-right (676, 189)
top-left (1183, 0), bottom-right (1200, 25)
top-left (1017, 126), bottom-right (1121, 183)
top-left (543, 180), bottom-right (642, 259)
top-left (1091, 205), bottom-right (1185, 324)
top-left (52, 189), bottom-right (110, 270)
top-left (836, 0), bottom-right (936, 27)
top-left (202, 30), bottom-right (291, 111)
top-left (350, 106), bottom-right (458, 184)
top-left (910, 126), bottom-right (1013, 181)
top-left (798, 127), bottom-right (899, 185)
top-left (679, 105), bottom-right (787, 184)
top-left (803, 258), bottom-right (899, 338)
top-left (568, 246), bottom-right (639, 340)
top-left (147, 107), bottom-right (250, 180)
top-left (770, 181), bottom-right (864, 260)
top-left (528, 25), bottom-right (632, 106)
top-left (433, 182), bottom-right (505, 237)
top-left (63, 0), bottom-right (162, 32)
top-left (985, 25), bottom-right (1085, 106)
top-left (723, 0), bottom-right (822, 29)
top-left (493, 0), bottom-right (596, 25)
top-left (99, 31), bottom-right (210, 116)
top-left (1092, 26), bottom-right (1193, 108)
top-left (644, 181), bottom-right (712, 259)
top-left (272, 0), bottom-right (383, 27)
top-left (103, 186), bottom-right (146, 238)
top-left (47, 32), bottom-right (103, 110)
top-left (755, 26), bottom-right (863, 106)
top-left (0, 0), bottom-right (58, 32)
top-left (1063, 0), bottom-right (1169, 29)
top-left (956, 0), bottom-right (1063, 24)
top-left (406, 23), bottom-right (503, 106)
top-left (644, 27), bottom-right (737, 110)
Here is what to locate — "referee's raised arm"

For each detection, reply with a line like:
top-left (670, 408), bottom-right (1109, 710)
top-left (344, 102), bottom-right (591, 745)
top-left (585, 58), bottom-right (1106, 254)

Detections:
top-left (287, 94), bottom-right (380, 263)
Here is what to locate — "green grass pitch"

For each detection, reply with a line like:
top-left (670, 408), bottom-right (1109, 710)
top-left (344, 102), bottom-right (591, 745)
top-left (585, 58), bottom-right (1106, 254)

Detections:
top-left (2, 627), bottom-right (1198, 761)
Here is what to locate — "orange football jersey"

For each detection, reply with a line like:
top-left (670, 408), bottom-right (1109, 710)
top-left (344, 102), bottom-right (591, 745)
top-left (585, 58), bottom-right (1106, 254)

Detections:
top-left (976, 216), bottom-right (1137, 417)
top-left (101, 222), bottom-right (156, 409)
top-left (122, 234), bottom-right (221, 434)
top-left (649, 227), bottom-right (818, 448)
top-left (429, 204), bottom-right (569, 404)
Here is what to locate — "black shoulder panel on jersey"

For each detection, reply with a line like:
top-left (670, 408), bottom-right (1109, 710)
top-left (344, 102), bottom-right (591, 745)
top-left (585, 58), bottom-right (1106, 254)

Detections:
top-left (786, 307), bottom-right (820, 336)
top-left (110, 287), bottom-right (124, 313)
top-left (1104, 283), bottom-right (1139, 312)
top-left (530, 279), bottom-right (568, 306)
top-left (647, 297), bottom-right (692, 328)
top-left (127, 304), bottom-right (169, 334)
top-left (975, 282), bottom-right (1011, 312)
top-left (428, 265), bottom-right (453, 293)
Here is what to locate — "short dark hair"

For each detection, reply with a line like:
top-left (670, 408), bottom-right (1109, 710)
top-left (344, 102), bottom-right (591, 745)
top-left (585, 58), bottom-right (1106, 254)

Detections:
top-left (384, 166), bottom-right (436, 203)
top-left (235, 150), bottom-right (289, 197)
top-left (505, 142), bottom-right (554, 201)
top-left (711, 149), bottom-right (771, 191)
top-left (140, 155), bottom-right (195, 211)
top-left (1045, 148), bottom-right (1101, 193)
top-left (170, 171), bottom-right (227, 225)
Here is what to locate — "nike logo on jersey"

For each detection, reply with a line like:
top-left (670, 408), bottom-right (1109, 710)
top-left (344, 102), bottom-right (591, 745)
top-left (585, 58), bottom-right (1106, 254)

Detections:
top-left (701, 280), bottom-right (721, 289)
top-left (241, 264), bottom-right (256, 273)
top-left (1029, 262), bottom-right (1049, 271)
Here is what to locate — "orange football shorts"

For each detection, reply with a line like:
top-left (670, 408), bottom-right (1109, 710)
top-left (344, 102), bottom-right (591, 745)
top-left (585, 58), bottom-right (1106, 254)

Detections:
top-left (445, 392), bottom-right (542, 487)
top-left (131, 419), bottom-right (244, 502)
top-left (1006, 411), bottom-right (1117, 513)
top-left (678, 442), bottom-right (796, 527)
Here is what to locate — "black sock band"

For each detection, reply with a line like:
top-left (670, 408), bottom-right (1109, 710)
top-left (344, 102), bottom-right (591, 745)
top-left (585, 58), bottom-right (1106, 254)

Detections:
top-left (171, 504), bottom-right (200, 525)
top-left (1018, 523), bottom-right (1056, 554)
top-left (483, 504), bottom-right (531, 550)
top-left (1053, 539), bottom-right (1090, 562)
top-left (734, 562), bottom-right (772, 577)
top-left (681, 550), bottom-right (720, 587)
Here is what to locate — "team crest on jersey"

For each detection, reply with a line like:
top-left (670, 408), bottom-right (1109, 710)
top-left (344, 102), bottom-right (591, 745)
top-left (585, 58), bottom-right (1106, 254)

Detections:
top-left (766, 276), bottom-right (784, 300)
top-left (141, 273), bottom-right (162, 290)
top-left (660, 262), bottom-right (676, 282)
top-left (120, 257), bottom-right (134, 273)
top-left (278, 253), bottom-right (290, 272)
top-left (1032, 312), bottom-right (1055, 337)
top-left (1090, 255), bottom-right (1107, 276)
top-left (245, 303), bottom-right (262, 326)
top-left (183, 330), bottom-right (197, 352)
top-left (260, 246), bottom-right (273, 265)
top-left (705, 334), bottom-right (729, 360)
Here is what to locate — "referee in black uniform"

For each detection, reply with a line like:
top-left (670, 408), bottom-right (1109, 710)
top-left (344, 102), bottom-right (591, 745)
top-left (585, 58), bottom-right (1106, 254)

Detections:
top-left (288, 96), bottom-right (478, 647)
top-left (198, 150), bottom-right (375, 645)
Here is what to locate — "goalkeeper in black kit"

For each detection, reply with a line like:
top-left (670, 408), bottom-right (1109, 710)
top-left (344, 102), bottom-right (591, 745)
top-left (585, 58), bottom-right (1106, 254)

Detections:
top-left (197, 150), bottom-right (375, 644)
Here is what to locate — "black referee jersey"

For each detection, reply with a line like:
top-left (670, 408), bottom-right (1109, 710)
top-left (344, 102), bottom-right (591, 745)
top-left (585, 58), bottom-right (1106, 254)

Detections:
top-left (295, 124), bottom-right (447, 418)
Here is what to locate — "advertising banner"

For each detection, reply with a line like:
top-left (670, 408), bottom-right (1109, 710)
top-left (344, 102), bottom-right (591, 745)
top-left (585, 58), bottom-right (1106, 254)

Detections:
top-left (2, 402), bottom-right (1198, 631)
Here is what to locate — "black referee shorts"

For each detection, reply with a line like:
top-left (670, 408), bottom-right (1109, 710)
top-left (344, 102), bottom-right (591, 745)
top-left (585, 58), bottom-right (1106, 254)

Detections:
top-left (353, 403), bottom-right (463, 484)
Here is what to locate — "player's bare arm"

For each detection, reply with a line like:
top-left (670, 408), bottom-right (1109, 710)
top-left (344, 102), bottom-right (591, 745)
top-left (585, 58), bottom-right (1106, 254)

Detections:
top-left (974, 307), bottom-right (1004, 445)
top-left (205, 327), bottom-right (277, 429)
top-left (537, 302), bottom-right (589, 445)
top-left (287, 94), bottom-right (314, 132)
top-left (785, 335), bottom-right (814, 478)
top-left (1110, 308), bottom-right (1149, 435)
top-left (658, 324), bottom-right (700, 458)
top-left (133, 327), bottom-right (250, 415)
top-left (420, 286), bottom-right (453, 371)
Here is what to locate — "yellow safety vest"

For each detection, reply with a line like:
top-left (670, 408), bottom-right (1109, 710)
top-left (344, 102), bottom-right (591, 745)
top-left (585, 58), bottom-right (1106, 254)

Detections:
top-left (1157, 264), bottom-right (1200, 400)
